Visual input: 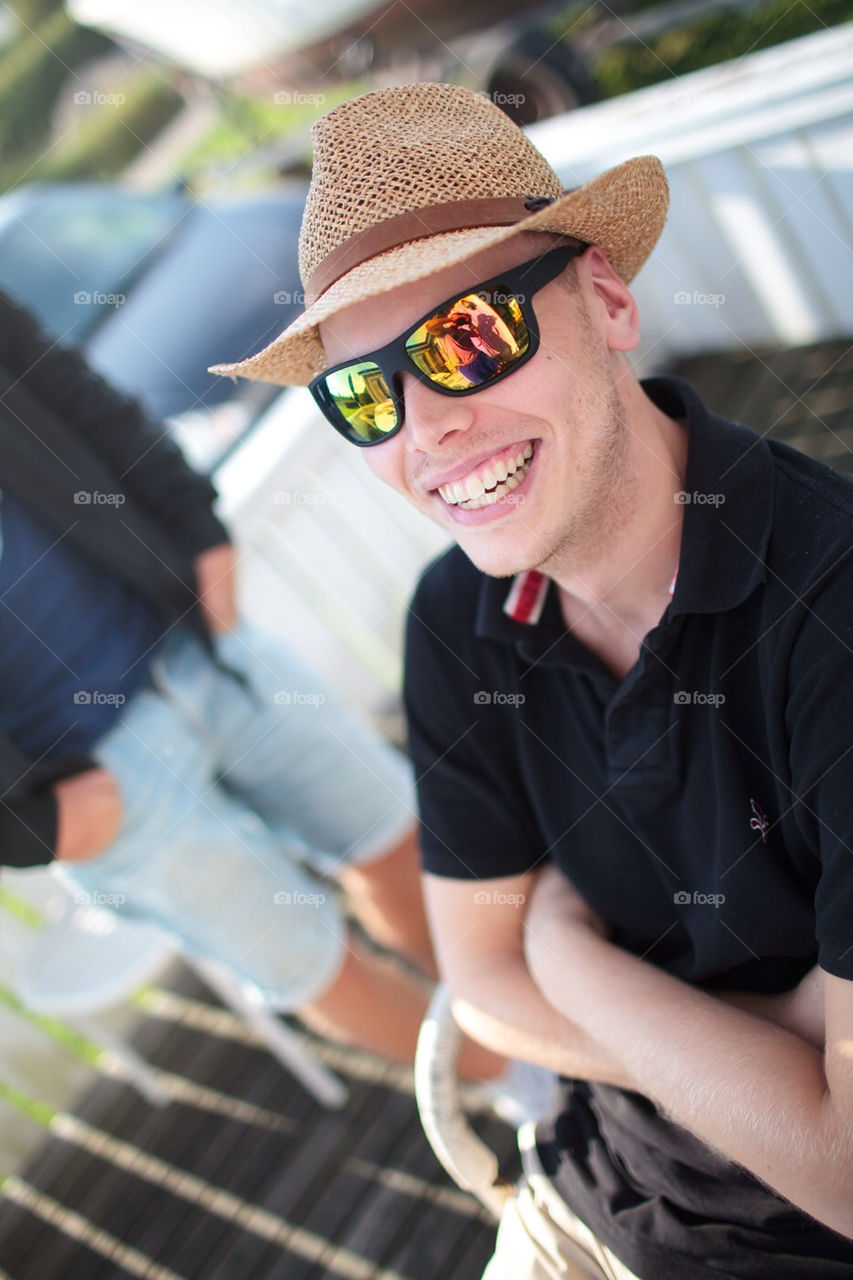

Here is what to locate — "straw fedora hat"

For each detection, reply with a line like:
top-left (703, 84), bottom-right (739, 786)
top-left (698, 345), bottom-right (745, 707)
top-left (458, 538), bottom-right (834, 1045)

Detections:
top-left (209, 81), bottom-right (669, 389)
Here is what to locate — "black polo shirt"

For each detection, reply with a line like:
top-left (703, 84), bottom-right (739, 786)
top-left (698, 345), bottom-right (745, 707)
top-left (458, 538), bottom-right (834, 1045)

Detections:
top-left (405, 377), bottom-right (853, 1279)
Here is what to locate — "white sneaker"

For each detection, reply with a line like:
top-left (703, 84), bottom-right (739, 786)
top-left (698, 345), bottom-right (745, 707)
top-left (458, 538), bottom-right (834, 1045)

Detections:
top-left (466, 1058), bottom-right (563, 1128)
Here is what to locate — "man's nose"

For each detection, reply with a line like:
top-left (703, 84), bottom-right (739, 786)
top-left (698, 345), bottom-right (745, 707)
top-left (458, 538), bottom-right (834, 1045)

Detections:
top-left (399, 372), bottom-right (476, 452)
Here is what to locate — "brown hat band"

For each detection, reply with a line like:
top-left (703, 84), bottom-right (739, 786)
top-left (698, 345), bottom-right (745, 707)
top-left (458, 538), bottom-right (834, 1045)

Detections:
top-left (306, 194), bottom-right (566, 301)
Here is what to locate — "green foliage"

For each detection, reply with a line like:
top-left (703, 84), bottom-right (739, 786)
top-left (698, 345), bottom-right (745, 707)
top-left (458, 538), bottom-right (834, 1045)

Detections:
top-left (30, 71), bottom-right (184, 182)
top-left (593, 0), bottom-right (853, 96)
top-left (178, 84), bottom-right (361, 186)
top-left (5, 0), bottom-right (64, 26)
top-left (545, 3), bottom-right (601, 43)
top-left (0, 7), bottom-right (112, 165)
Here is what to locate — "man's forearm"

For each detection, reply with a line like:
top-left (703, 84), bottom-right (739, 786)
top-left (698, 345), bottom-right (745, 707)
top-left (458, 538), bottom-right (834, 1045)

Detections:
top-left (449, 948), bottom-right (634, 1088)
top-left (526, 919), bottom-right (853, 1238)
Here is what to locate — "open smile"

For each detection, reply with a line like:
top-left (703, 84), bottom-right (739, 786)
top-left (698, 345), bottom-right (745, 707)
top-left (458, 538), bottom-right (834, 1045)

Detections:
top-left (435, 442), bottom-right (535, 510)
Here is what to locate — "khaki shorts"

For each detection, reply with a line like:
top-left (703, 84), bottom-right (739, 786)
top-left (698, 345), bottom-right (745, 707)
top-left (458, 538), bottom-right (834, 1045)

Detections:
top-left (482, 1124), bottom-right (642, 1280)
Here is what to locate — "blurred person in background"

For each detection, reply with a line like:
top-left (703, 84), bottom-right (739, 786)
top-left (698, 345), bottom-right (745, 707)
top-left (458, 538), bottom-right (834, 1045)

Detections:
top-left (212, 82), bottom-right (853, 1280)
top-left (0, 287), bottom-right (517, 1091)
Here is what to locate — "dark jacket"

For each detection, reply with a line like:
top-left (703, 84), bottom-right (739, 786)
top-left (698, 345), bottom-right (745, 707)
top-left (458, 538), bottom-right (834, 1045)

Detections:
top-left (0, 291), bottom-right (229, 868)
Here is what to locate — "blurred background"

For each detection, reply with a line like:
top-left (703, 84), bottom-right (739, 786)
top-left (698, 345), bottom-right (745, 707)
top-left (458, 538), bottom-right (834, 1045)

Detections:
top-left (1, 0), bottom-right (852, 1271)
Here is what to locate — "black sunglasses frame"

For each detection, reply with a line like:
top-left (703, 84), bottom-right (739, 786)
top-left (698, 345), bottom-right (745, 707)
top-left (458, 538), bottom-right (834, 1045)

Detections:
top-left (309, 239), bottom-right (587, 447)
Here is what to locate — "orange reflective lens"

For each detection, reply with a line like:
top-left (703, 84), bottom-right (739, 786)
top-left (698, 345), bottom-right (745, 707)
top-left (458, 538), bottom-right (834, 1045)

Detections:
top-left (405, 291), bottom-right (529, 390)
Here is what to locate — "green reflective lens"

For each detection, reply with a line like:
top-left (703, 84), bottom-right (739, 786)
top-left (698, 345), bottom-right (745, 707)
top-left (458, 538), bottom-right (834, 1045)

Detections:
top-left (406, 290), bottom-right (529, 389)
top-left (323, 362), bottom-right (398, 442)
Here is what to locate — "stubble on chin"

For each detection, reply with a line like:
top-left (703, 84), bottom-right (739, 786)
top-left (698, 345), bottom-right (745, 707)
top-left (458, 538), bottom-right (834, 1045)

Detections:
top-left (450, 388), bottom-right (634, 583)
top-left (539, 385), bottom-right (635, 581)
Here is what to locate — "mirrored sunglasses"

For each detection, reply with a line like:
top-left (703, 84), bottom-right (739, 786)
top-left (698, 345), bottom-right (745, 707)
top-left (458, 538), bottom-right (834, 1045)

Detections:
top-left (309, 240), bottom-right (586, 446)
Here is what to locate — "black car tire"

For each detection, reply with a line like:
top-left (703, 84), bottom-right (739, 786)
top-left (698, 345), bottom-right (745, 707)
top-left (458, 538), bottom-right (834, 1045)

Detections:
top-left (485, 26), bottom-right (600, 124)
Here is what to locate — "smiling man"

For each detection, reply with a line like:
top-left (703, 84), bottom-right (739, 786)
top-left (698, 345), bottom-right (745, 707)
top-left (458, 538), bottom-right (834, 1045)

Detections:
top-left (212, 82), bottom-right (853, 1279)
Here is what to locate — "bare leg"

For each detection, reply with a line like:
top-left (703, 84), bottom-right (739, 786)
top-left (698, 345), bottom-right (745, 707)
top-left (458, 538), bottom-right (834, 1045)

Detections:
top-left (336, 825), bottom-right (438, 980)
top-left (297, 932), bottom-right (504, 1080)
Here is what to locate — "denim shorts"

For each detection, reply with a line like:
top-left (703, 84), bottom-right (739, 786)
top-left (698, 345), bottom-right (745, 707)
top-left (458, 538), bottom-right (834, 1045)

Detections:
top-left (66, 619), bottom-right (416, 1010)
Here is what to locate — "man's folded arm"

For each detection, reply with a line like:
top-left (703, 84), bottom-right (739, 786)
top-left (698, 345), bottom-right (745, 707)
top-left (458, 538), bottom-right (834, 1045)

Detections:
top-left (423, 868), bottom-right (634, 1088)
top-left (524, 872), bottom-right (853, 1240)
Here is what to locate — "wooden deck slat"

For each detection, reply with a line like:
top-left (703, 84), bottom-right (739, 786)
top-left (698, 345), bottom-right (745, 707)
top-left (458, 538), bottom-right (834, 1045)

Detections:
top-left (153, 1079), bottom-right (339, 1276)
top-left (181, 1079), bottom-right (382, 1279)
top-left (204, 1073), bottom-right (414, 1280)
top-left (321, 1127), bottom-right (473, 1280)
top-left (671, 339), bottom-right (853, 479)
top-left (269, 1083), bottom-right (441, 1280)
top-left (47, 1040), bottom-right (289, 1271)
top-left (379, 1118), bottom-right (517, 1280)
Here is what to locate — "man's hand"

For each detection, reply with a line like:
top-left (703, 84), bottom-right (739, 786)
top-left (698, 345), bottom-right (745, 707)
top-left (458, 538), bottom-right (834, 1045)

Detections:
top-left (194, 542), bottom-right (238, 634)
top-left (53, 767), bottom-right (123, 862)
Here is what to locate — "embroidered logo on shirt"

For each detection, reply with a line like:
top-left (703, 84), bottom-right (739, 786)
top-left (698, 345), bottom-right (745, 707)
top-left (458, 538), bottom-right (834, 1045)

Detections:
top-left (749, 798), bottom-right (770, 843)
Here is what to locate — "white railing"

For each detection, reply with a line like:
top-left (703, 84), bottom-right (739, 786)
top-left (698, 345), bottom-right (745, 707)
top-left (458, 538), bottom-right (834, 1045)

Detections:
top-left (529, 23), bottom-right (853, 367)
top-left (218, 25), bottom-right (853, 721)
top-left (215, 388), bottom-right (449, 725)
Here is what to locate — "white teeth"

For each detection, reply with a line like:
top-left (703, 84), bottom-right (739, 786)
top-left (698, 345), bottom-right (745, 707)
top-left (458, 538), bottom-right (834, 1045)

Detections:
top-left (437, 444), bottom-right (535, 507)
top-left (464, 473), bottom-right (486, 501)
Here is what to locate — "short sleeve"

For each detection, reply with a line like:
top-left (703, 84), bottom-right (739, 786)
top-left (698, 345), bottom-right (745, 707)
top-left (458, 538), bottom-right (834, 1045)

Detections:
top-left (786, 551), bottom-right (853, 980)
top-left (404, 554), bottom-right (542, 880)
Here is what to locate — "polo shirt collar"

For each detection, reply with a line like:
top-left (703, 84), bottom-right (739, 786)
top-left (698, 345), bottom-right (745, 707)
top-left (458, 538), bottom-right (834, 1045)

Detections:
top-left (474, 376), bottom-right (775, 646)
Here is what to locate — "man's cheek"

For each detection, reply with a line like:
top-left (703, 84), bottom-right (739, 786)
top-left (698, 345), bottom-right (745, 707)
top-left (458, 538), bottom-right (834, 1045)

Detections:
top-left (364, 444), bottom-right (408, 498)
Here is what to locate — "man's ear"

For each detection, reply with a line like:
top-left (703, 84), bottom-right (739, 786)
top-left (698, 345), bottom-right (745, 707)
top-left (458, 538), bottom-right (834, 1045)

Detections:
top-left (581, 246), bottom-right (640, 354)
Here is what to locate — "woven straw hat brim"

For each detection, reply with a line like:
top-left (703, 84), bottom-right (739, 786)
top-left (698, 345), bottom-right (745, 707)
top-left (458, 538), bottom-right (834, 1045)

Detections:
top-left (210, 155), bottom-right (668, 389)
